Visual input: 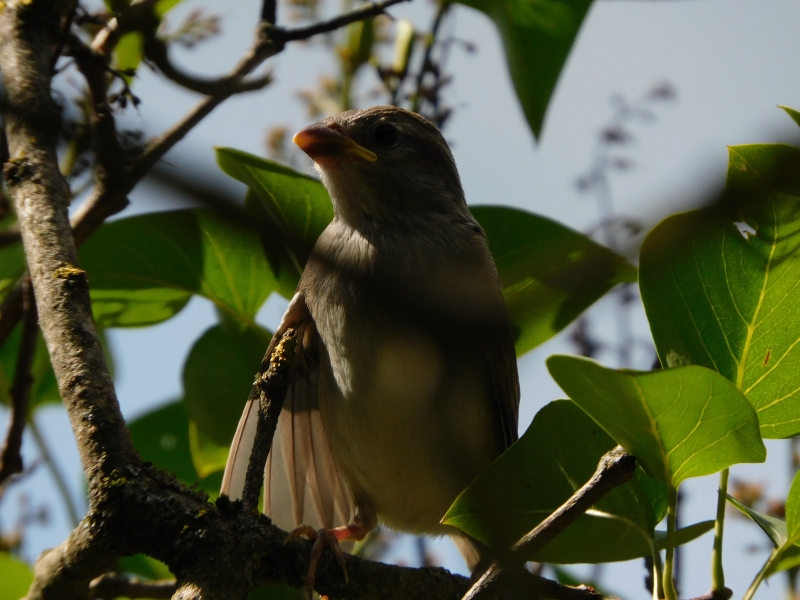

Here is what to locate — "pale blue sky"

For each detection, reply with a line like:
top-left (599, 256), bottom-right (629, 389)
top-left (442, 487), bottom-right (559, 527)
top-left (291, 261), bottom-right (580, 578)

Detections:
top-left (4, 1), bottom-right (800, 598)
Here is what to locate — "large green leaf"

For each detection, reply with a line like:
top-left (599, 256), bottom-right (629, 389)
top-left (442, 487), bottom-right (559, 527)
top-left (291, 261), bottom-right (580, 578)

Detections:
top-left (128, 400), bottom-right (221, 496)
top-left (454, 0), bottom-right (593, 138)
top-left (547, 357), bottom-right (766, 487)
top-left (640, 143), bottom-right (800, 438)
top-left (472, 206), bottom-right (636, 355)
top-left (80, 209), bottom-right (274, 328)
top-left (443, 400), bottom-right (671, 563)
top-left (216, 148), bottom-right (333, 297)
top-left (183, 323), bottom-right (270, 447)
top-left (0, 553), bottom-right (33, 600)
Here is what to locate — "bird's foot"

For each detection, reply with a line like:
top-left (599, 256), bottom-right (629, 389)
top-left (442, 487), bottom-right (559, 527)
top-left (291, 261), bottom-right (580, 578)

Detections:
top-left (285, 525), bottom-right (359, 600)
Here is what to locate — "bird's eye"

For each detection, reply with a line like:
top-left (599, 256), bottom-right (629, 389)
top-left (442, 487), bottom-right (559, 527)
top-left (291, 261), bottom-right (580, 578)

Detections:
top-left (374, 123), bottom-right (399, 146)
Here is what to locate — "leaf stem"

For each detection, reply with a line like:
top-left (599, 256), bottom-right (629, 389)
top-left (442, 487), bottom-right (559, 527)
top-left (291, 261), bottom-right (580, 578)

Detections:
top-left (650, 540), bottom-right (664, 600)
top-left (663, 485), bottom-right (678, 600)
top-left (711, 468), bottom-right (730, 591)
top-left (29, 417), bottom-right (81, 527)
top-left (651, 544), bottom-right (665, 600)
top-left (742, 548), bottom-right (778, 600)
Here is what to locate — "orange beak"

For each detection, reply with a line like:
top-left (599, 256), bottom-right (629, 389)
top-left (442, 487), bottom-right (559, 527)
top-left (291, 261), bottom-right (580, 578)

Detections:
top-left (293, 123), bottom-right (377, 163)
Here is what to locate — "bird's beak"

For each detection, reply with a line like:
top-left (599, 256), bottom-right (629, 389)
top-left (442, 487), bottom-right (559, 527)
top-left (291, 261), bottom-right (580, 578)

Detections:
top-left (293, 123), bottom-right (377, 163)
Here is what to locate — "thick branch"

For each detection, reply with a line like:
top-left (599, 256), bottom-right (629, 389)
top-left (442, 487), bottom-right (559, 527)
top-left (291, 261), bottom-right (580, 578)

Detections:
top-left (0, 0), bottom-right (139, 487)
top-left (0, 278), bottom-right (36, 485)
top-left (462, 447), bottom-right (635, 600)
top-left (242, 329), bottom-right (298, 510)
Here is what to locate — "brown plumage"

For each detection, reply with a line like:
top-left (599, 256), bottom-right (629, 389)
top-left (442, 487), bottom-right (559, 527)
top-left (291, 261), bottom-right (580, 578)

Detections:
top-left (221, 105), bottom-right (520, 572)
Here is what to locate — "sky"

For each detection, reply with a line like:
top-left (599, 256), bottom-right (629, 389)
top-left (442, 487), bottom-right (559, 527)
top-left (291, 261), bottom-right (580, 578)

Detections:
top-left (4, 1), bottom-right (800, 598)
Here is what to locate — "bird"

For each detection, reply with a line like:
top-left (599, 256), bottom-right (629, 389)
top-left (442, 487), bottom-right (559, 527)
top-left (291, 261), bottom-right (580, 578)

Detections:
top-left (220, 105), bottom-right (520, 593)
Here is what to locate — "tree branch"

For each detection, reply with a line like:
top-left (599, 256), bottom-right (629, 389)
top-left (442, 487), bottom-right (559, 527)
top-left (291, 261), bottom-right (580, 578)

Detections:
top-left (278, 0), bottom-right (409, 43)
top-left (143, 34), bottom-right (272, 97)
top-left (0, 0), bottom-right (139, 488)
top-left (242, 328), bottom-right (298, 510)
top-left (462, 447), bottom-right (636, 600)
top-left (0, 278), bottom-right (36, 485)
top-left (261, 0), bottom-right (277, 25)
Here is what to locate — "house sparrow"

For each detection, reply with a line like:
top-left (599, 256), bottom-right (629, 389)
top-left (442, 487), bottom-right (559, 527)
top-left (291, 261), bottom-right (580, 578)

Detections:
top-left (221, 105), bottom-right (520, 591)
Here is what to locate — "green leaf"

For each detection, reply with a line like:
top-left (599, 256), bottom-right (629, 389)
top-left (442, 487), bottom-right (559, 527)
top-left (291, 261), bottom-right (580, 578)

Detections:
top-left (761, 471), bottom-right (800, 576)
top-left (129, 401), bottom-right (198, 484)
top-left (547, 356), bottom-right (766, 487)
top-left (80, 209), bottom-right (274, 328)
top-left (640, 143), bottom-right (800, 438)
top-left (0, 325), bottom-right (56, 410)
top-left (155, 0), bottom-right (183, 16)
top-left (118, 554), bottom-right (173, 580)
top-left (183, 323), bottom-right (270, 447)
top-left (472, 206), bottom-right (636, 355)
top-left (0, 243), bottom-right (24, 307)
top-left (128, 400), bottom-right (225, 496)
top-left (114, 31), bottom-right (144, 83)
top-left (655, 520), bottom-right (715, 550)
top-left (0, 553), bottom-right (33, 600)
top-left (189, 419), bottom-right (231, 479)
top-left (216, 148), bottom-right (334, 297)
top-left (443, 400), bottom-right (669, 563)
top-left (779, 105), bottom-right (800, 129)
top-left (453, 0), bottom-right (593, 138)
top-left (727, 494), bottom-right (787, 548)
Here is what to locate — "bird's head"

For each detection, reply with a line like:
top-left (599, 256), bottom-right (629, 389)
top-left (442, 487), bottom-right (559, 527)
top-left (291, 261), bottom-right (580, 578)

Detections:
top-left (293, 106), bottom-right (466, 227)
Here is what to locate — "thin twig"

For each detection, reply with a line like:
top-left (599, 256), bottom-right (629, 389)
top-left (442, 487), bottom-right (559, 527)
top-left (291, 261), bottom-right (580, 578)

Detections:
top-left (88, 574), bottom-right (177, 600)
top-left (29, 418), bottom-right (82, 527)
top-left (278, 0), bottom-right (409, 42)
top-left (143, 34), bottom-right (272, 96)
top-left (410, 0), bottom-right (450, 114)
top-left (0, 278), bottom-right (37, 485)
top-left (242, 328), bottom-right (298, 510)
top-left (462, 447), bottom-right (636, 600)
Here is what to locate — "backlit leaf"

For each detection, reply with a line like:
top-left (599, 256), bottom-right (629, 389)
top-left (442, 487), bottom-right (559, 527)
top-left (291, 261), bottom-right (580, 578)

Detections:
top-left (472, 206), bottom-right (635, 355)
top-left (0, 553), bottom-right (33, 600)
top-left (80, 209), bottom-right (274, 328)
top-left (547, 356), bottom-right (766, 487)
top-left (182, 323), bottom-right (270, 447)
top-left (216, 148), bottom-right (333, 297)
top-left (640, 143), bottom-right (800, 437)
top-left (453, 0), bottom-right (593, 138)
top-left (443, 400), bottom-right (668, 563)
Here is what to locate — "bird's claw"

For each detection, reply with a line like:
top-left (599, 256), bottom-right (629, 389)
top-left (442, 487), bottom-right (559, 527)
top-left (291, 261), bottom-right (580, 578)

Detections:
top-left (285, 526), bottom-right (349, 599)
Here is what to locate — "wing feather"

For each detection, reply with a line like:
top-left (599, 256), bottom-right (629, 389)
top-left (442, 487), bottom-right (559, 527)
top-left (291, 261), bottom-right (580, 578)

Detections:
top-left (221, 293), bottom-right (352, 532)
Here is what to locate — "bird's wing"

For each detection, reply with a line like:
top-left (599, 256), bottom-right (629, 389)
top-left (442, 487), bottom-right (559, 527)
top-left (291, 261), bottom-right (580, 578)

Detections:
top-left (487, 312), bottom-right (521, 450)
top-left (220, 293), bottom-right (352, 532)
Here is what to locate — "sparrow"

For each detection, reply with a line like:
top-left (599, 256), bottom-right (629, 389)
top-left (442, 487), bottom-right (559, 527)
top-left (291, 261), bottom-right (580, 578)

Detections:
top-left (221, 105), bottom-right (520, 590)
